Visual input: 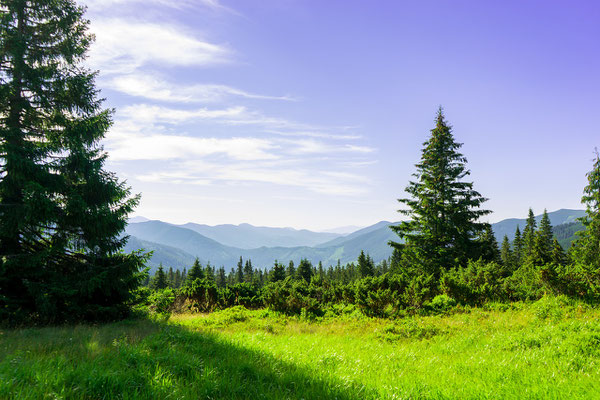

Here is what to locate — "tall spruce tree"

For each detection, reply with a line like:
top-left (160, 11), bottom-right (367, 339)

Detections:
top-left (477, 224), bottom-right (501, 263)
top-left (187, 258), bottom-right (204, 283)
top-left (236, 257), bottom-right (244, 283)
top-left (0, 0), bottom-right (145, 323)
top-left (390, 108), bottom-right (490, 277)
top-left (500, 235), bottom-right (513, 267)
top-left (571, 150), bottom-right (600, 266)
top-left (512, 226), bottom-right (523, 266)
top-left (270, 261), bottom-right (286, 282)
top-left (151, 265), bottom-right (168, 290)
top-left (522, 208), bottom-right (537, 258)
top-left (297, 258), bottom-right (313, 282)
top-left (357, 250), bottom-right (375, 277)
top-left (537, 209), bottom-right (554, 259)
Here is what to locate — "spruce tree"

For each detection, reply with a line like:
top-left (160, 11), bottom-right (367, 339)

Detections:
top-left (390, 108), bottom-right (490, 277)
top-left (151, 266), bottom-right (168, 290)
top-left (477, 224), bottom-right (501, 263)
top-left (537, 209), bottom-right (554, 259)
top-left (236, 257), bottom-right (244, 283)
top-left (270, 261), bottom-right (286, 282)
top-left (244, 259), bottom-right (253, 283)
top-left (187, 258), bottom-right (204, 283)
top-left (550, 239), bottom-right (566, 266)
top-left (0, 0), bottom-right (145, 323)
top-left (513, 226), bottom-right (523, 267)
top-left (500, 235), bottom-right (513, 267)
top-left (571, 150), bottom-right (600, 266)
top-left (216, 267), bottom-right (227, 288)
top-left (357, 250), bottom-right (375, 277)
top-left (286, 260), bottom-right (296, 279)
top-left (523, 208), bottom-right (537, 258)
top-left (297, 258), bottom-right (313, 282)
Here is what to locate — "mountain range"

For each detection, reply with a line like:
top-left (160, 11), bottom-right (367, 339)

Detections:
top-left (123, 209), bottom-right (586, 272)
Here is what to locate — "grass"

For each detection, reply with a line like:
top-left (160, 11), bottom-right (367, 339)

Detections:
top-left (1, 297), bottom-right (600, 399)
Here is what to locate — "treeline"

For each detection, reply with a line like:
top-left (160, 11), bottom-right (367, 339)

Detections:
top-left (144, 252), bottom-right (389, 291)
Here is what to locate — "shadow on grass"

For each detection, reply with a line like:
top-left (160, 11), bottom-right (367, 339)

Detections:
top-left (0, 318), bottom-right (373, 399)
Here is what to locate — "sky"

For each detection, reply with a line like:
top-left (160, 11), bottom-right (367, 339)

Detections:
top-left (82, 0), bottom-right (600, 231)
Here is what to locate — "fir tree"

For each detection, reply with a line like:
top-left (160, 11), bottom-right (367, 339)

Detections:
top-left (523, 208), bottom-right (537, 258)
top-left (478, 224), bottom-right (501, 263)
top-left (216, 267), bottom-right (227, 288)
top-left (297, 258), bottom-right (313, 282)
top-left (358, 250), bottom-right (375, 277)
top-left (286, 260), bottom-right (296, 279)
top-left (187, 258), bottom-right (204, 283)
top-left (244, 259), bottom-right (253, 283)
top-left (204, 262), bottom-right (215, 281)
top-left (167, 267), bottom-right (175, 288)
top-left (151, 265), bottom-right (168, 290)
top-left (270, 261), bottom-right (286, 282)
top-left (500, 235), bottom-right (513, 267)
top-left (390, 108), bottom-right (490, 277)
top-left (571, 150), bottom-right (600, 266)
top-left (550, 239), bottom-right (566, 266)
top-left (537, 209), bottom-right (554, 259)
top-left (513, 226), bottom-right (523, 266)
top-left (236, 257), bottom-right (244, 284)
top-left (0, 0), bottom-right (145, 323)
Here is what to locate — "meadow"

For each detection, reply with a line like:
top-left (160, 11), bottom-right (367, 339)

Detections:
top-left (1, 297), bottom-right (599, 399)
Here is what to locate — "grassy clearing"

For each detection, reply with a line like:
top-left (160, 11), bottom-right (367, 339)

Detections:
top-left (1, 297), bottom-right (600, 399)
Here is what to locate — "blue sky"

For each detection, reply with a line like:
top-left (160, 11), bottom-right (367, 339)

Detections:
top-left (83, 0), bottom-right (599, 230)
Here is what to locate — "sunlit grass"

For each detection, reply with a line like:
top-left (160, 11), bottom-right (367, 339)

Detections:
top-left (2, 298), bottom-right (600, 399)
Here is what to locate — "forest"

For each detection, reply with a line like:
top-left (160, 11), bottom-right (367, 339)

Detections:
top-left (1, 1), bottom-right (600, 399)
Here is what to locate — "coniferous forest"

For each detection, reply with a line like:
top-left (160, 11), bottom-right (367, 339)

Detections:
top-left (1, 1), bottom-right (600, 399)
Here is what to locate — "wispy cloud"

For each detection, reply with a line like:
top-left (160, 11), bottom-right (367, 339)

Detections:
top-left (88, 19), bottom-right (231, 74)
top-left (105, 73), bottom-right (294, 103)
top-left (83, 0), bottom-right (226, 12)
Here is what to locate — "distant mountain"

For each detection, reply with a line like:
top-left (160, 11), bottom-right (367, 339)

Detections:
top-left (321, 225), bottom-right (363, 234)
top-left (125, 221), bottom-right (237, 265)
top-left (128, 216), bottom-right (150, 223)
top-left (122, 236), bottom-right (196, 271)
top-left (124, 220), bottom-right (398, 270)
top-left (177, 222), bottom-right (341, 249)
top-left (123, 208), bottom-right (588, 272)
top-left (317, 221), bottom-right (396, 248)
top-left (491, 209), bottom-right (585, 241)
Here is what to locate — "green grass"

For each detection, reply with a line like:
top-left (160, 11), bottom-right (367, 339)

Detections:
top-left (2, 297), bottom-right (600, 399)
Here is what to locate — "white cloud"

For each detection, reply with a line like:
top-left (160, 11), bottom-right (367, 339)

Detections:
top-left (118, 104), bottom-right (246, 125)
top-left (88, 19), bottom-right (230, 74)
top-left (107, 133), bottom-right (278, 161)
top-left (106, 73), bottom-right (294, 103)
top-left (83, 0), bottom-right (223, 11)
top-left (135, 161), bottom-right (368, 196)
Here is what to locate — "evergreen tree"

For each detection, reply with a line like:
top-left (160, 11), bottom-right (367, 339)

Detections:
top-left (216, 267), bottom-right (227, 288)
top-left (204, 262), bottom-right (215, 281)
top-left (513, 226), bottom-right (523, 266)
top-left (244, 259), bottom-right (253, 283)
top-left (151, 266), bottom-right (168, 290)
top-left (318, 261), bottom-right (324, 280)
top-left (357, 250), bottom-right (375, 277)
top-left (0, 0), bottom-right (145, 323)
top-left (167, 267), bottom-right (175, 288)
top-left (500, 235), bottom-right (513, 267)
top-left (537, 209), bottom-right (554, 259)
top-left (236, 257), bottom-right (244, 284)
top-left (571, 150), bottom-right (600, 266)
top-left (477, 224), bottom-right (501, 263)
top-left (550, 238), bottom-right (566, 266)
top-left (297, 259), bottom-right (313, 282)
top-left (174, 269), bottom-right (182, 288)
top-left (286, 260), bottom-right (296, 279)
top-left (187, 258), bottom-right (204, 283)
top-left (523, 208), bottom-right (537, 258)
top-left (270, 261), bottom-right (286, 282)
top-left (390, 108), bottom-right (490, 277)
